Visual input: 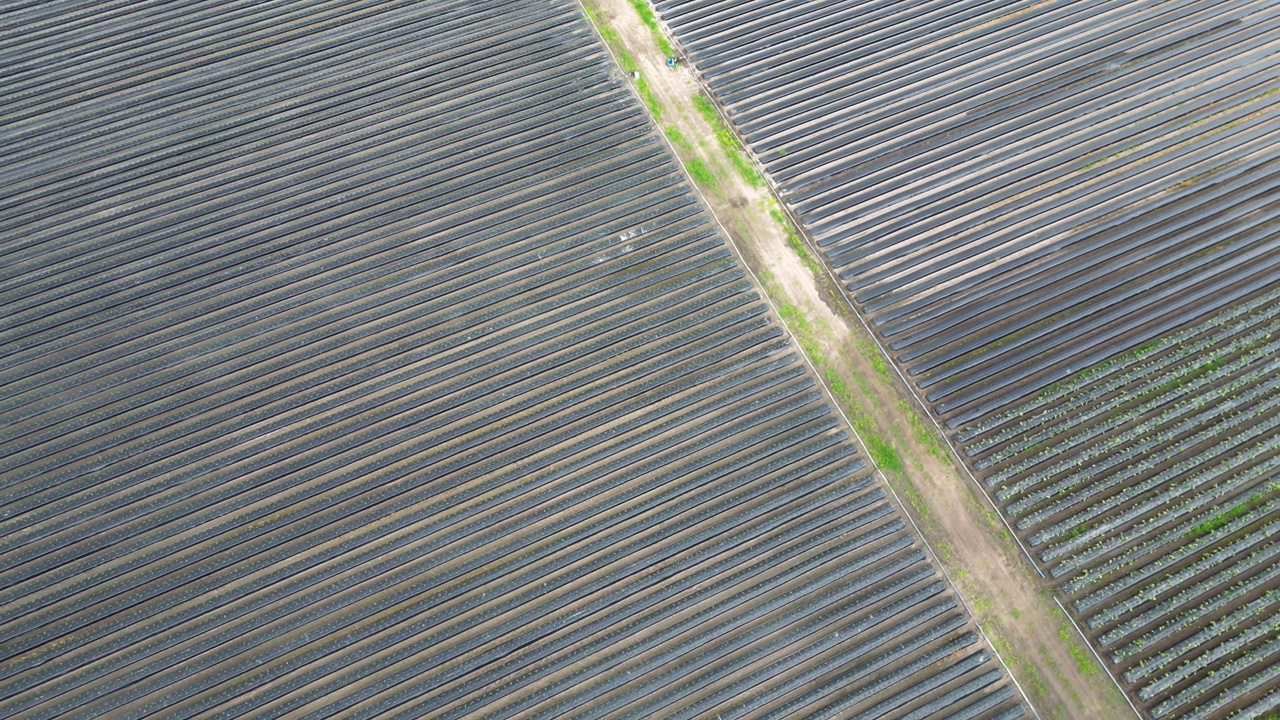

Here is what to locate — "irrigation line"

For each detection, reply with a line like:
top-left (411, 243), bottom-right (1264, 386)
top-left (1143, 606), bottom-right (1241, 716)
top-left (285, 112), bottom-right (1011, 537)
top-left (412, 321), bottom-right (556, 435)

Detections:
top-left (1055, 597), bottom-right (1146, 720)
top-left (579, 3), bottom-right (1043, 716)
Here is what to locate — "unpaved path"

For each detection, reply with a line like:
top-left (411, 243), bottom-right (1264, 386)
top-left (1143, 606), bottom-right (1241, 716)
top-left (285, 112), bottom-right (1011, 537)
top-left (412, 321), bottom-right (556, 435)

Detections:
top-left (581, 1), bottom-right (1139, 718)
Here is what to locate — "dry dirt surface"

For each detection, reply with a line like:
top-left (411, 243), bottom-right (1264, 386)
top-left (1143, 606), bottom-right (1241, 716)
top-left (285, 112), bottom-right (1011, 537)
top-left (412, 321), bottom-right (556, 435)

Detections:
top-left (582, 1), bottom-right (1139, 718)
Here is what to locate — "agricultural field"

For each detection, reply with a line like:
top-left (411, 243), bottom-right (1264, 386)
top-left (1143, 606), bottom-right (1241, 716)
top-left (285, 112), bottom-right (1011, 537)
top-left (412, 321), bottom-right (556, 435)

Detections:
top-left (964, 289), bottom-right (1280, 719)
top-left (0, 0), bottom-right (1024, 718)
top-left (654, 0), bottom-right (1280, 717)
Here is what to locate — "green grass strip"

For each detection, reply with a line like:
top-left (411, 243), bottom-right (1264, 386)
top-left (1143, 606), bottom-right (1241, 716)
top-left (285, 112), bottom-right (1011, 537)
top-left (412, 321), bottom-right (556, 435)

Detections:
top-left (771, 294), bottom-right (905, 474)
top-left (626, 0), bottom-right (676, 57)
top-left (693, 93), bottom-right (764, 188)
top-left (584, 1), bottom-right (663, 120)
top-left (685, 157), bottom-right (717, 190)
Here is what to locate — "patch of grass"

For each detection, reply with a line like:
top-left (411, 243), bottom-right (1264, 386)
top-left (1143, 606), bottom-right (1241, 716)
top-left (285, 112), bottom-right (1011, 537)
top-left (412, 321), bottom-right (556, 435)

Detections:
top-left (898, 399), bottom-right (948, 461)
top-left (618, 50), bottom-right (636, 72)
top-left (693, 93), bottom-right (764, 188)
top-left (691, 93), bottom-right (718, 124)
top-left (987, 626), bottom-right (1016, 668)
top-left (625, 0), bottom-right (676, 57)
top-left (1022, 648), bottom-right (1053, 699)
top-left (1187, 512), bottom-right (1232, 538)
top-left (1142, 355), bottom-right (1223, 400)
top-left (665, 125), bottom-right (719, 194)
top-left (663, 125), bottom-right (691, 152)
top-left (774, 298), bottom-right (906, 475)
top-left (634, 74), bottom-right (662, 120)
top-left (1058, 629), bottom-right (1098, 675)
top-left (933, 538), bottom-right (954, 563)
top-left (1134, 337), bottom-right (1166, 356)
top-left (775, 299), bottom-right (807, 329)
top-left (786, 234), bottom-right (818, 271)
top-left (1069, 645), bottom-right (1099, 675)
top-left (767, 204), bottom-right (825, 277)
top-left (978, 503), bottom-right (1004, 534)
top-left (868, 351), bottom-right (892, 380)
top-left (1065, 523), bottom-right (1092, 539)
top-left (1187, 484), bottom-right (1277, 539)
top-left (824, 369), bottom-right (903, 472)
top-left (991, 622), bottom-right (1069, 717)
top-left (684, 157), bottom-right (717, 191)
top-left (971, 593), bottom-right (994, 617)
top-left (864, 432), bottom-right (904, 473)
top-left (903, 485), bottom-right (932, 522)
top-left (726, 147), bottom-right (764, 188)
top-left (1185, 490), bottom-right (1269, 539)
top-left (850, 361), bottom-right (875, 397)
top-left (586, 3), bottom-right (625, 59)
top-left (777, 302), bottom-right (821, 358)
top-left (583, 2), bottom-right (662, 120)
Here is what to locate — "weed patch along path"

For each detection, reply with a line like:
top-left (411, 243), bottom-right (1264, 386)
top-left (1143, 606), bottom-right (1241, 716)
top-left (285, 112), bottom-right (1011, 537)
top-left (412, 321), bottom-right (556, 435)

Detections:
top-left (580, 1), bottom-right (1137, 718)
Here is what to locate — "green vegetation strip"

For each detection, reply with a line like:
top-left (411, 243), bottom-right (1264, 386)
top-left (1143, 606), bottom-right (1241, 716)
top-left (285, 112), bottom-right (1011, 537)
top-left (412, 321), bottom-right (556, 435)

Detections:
top-left (1059, 628), bottom-right (1100, 676)
top-left (766, 202), bottom-right (823, 277)
top-left (764, 202), bottom-right (949, 468)
top-left (663, 125), bottom-right (716, 191)
top-left (625, 0), bottom-right (676, 57)
top-left (764, 280), bottom-right (904, 473)
top-left (583, 2), bottom-right (663, 119)
top-left (589, 1), bottom-right (765, 195)
top-left (1186, 482), bottom-right (1280, 539)
top-left (693, 94), bottom-right (764, 188)
top-left (590, 0), bottom-right (927, 480)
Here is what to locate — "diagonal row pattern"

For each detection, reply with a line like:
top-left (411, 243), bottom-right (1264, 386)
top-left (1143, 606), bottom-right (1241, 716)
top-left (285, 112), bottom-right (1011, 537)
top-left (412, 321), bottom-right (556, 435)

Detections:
top-left (0, 1), bottom-right (1021, 718)
top-left (655, 0), bottom-right (1280, 717)
top-left (657, 0), bottom-right (1280, 425)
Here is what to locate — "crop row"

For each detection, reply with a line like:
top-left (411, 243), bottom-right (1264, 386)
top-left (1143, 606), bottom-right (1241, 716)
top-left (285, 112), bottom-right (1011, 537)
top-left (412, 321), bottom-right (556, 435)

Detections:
top-left (1159, 635), bottom-right (1280, 719)
top-left (1082, 511), bottom-right (1280, 623)
top-left (0, 0), bottom-right (1025, 718)
top-left (984, 330), bottom-right (1280, 485)
top-left (1033, 430), bottom-right (1280, 555)
top-left (967, 295), bottom-right (1280, 715)
top-left (998, 358), bottom-right (1280, 513)
top-left (654, 0), bottom-right (1280, 715)
top-left (1131, 589), bottom-right (1280, 697)
top-left (964, 284), bottom-right (1280, 450)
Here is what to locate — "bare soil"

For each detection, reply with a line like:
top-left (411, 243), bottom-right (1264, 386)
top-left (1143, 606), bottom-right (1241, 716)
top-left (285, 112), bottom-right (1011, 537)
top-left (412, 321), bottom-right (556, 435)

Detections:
top-left (582, 1), bottom-right (1140, 718)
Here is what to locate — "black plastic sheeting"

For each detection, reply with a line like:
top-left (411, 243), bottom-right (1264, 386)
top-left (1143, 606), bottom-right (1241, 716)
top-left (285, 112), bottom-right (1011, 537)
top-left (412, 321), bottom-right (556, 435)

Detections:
top-left (0, 1), bottom-right (1023, 719)
top-left (963, 290), bottom-right (1280, 720)
top-left (655, 0), bottom-right (1280, 427)
top-left (655, 0), bottom-right (1280, 717)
